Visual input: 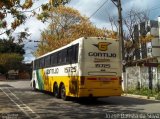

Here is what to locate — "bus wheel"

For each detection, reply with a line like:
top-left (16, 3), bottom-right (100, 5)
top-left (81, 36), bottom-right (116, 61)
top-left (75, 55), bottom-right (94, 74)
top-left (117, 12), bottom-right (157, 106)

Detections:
top-left (60, 84), bottom-right (69, 101)
top-left (53, 83), bottom-right (59, 98)
top-left (33, 80), bottom-right (36, 90)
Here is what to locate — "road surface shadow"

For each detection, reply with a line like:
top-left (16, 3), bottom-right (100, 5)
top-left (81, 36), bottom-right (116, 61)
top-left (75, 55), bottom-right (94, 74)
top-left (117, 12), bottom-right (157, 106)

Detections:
top-left (2, 88), bottom-right (160, 119)
top-left (21, 88), bottom-right (160, 106)
top-left (0, 84), bottom-right (13, 88)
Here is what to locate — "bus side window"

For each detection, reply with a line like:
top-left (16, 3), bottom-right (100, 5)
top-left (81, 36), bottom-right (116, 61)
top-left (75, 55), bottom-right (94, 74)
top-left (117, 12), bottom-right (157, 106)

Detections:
top-left (34, 60), bottom-right (36, 70)
top-left (51, 53), bottom-right (57, 66)
top-left (36, 60), bottom-right (38, 69)
top-left (60, 50), bottom-right (66, 64)
top-left (42, 57), bottom-right (46, 68)
top-left (66, 44), bottom-right (79, 64)
top-left (43, 58), bottom-right (45, 68)
top-left (67, 47), bottom-right (73, 64)
top-left (40, 58), bottom-right (45, 68)
top-left (39, 59), bottom-right (42, 68)
top-left (63, 49), bottom-right (67, 64)
top-left (73, 44), bottom-right (79, 63)
top-left (45, 56), bottom-right (50, 68)
top-left (76, 44), bottom-right (79, 62)
top-left (36, 59), bottom-right (40, 69)
top-left (57, 51), bottom-right (62, 64)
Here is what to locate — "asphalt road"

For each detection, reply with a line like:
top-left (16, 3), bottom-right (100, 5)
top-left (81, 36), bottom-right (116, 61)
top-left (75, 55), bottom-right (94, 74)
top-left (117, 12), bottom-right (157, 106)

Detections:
top-left (0, 80), bottom-right (160, 119)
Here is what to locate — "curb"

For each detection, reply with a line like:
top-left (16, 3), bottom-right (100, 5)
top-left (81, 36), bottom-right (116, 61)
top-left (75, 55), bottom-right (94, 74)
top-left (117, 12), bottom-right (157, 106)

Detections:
top-left (122, 93), bottom-right (160, 101)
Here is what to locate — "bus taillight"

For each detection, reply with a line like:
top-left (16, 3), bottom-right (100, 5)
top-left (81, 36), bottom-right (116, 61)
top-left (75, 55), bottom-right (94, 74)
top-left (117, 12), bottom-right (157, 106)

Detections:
top-left (87, 78), bottom-right (96, 80)
top-left (80, 76), bottom-right (85, 85)
top-left (119, 76), bottom-right (122, 85)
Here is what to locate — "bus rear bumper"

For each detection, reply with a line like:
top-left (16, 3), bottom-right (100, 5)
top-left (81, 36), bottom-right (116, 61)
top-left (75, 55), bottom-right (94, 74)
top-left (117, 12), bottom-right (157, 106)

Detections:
top-left (78, 88), bottom-right (122, 98)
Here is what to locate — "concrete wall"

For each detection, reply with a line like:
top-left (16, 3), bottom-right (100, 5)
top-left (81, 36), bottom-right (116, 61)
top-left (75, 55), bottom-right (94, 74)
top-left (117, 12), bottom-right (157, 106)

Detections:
top-left (123, 66), bottom-right (160, 91)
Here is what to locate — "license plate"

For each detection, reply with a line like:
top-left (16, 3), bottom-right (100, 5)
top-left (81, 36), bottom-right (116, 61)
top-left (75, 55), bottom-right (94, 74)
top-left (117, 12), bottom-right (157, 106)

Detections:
top-left (98, 78), bottom-right (111, 81)
top-left (102, 81), bottom-right (110, 84)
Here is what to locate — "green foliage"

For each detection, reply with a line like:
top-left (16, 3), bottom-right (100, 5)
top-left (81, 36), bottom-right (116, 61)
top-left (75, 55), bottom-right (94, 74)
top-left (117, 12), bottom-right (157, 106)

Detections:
top-left (49, 0), bottom-right (70, 7)
top-left (0, 0), bottom-right (69, 43)
top-left (37, 12), bottom-right (50, 23)
top-left (0, 0), bottom-right (24, 29)
top-left (155, 92), bottom-right (160, 100)
top-left (155, 83), bottom-right (160, 92)
top-left (126, 86), bottom-right (160, 100)
top-left (0, 0), bottom-right (32, 43)
top-left (0, 53), bottom-right (23, 74)
top-left (0, 38), bottom-right (25, 74)
top-left (0, 39), bottom-right (25, 55)
top-left (0, 65), bottom-right (6, 74)
top-left (35, 6), bottom-right (113, 56)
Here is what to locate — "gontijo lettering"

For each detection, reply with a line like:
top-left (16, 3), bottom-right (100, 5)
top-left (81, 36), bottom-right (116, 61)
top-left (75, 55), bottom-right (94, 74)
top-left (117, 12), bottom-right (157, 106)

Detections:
top-left (88, 52), bottom-right (116, 57)
top-left (46, 68), bottom-right (59, 74)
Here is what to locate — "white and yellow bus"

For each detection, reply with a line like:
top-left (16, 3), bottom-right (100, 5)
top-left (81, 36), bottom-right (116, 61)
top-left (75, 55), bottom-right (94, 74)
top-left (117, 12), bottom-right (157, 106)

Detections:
top-left (31, 37), bottom-right (122, 100)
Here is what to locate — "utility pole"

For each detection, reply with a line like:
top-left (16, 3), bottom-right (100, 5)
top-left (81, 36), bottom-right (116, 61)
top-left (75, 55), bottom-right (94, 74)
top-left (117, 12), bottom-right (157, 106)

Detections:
top-left (111, 0), bottom-right (125, 72)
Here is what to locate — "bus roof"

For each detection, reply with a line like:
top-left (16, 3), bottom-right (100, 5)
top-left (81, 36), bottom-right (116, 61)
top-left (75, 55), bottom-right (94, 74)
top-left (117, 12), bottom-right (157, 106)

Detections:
top-left (35, 37), bottom-right (83, 60)
top-left (34, 37), bottom-right (118, 60)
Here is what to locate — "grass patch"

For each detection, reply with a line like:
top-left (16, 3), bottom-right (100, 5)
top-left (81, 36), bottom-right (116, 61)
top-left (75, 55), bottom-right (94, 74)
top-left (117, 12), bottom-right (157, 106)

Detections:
top-left (125, 87), bottom-right (160, 100)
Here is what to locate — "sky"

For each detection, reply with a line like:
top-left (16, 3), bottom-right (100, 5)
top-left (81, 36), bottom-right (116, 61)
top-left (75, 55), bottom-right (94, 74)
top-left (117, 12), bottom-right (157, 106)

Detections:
top-left (8, 0), bottom-right (160, 63)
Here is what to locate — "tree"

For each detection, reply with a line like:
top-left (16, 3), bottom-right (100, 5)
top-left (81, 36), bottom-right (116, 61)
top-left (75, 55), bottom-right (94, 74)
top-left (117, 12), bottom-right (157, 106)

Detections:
top-left (49, 0), bottom-right (70, 7)
top-left (107, 8), bottom-right (154, 63)
top-left (0, 53), bottom-right (23, 74)
top-left (123, 8), bottom-right (149, 40)
top-left (0, 0), bottom-right (32, 34)
top-left (0, 0), bottom-right (70, 41)
top-left (123, 8), bottom-right (152, 62)
top-left (0, 0), bottom-right (70, 73)
top-left (0, 38), bottom-right (25, 74)
top-left (35, 6), bottom-right (114, 56)
top-left (0, 38), bottom-right (25, 54)
top-left (108, 15), bottom-right (118, 32)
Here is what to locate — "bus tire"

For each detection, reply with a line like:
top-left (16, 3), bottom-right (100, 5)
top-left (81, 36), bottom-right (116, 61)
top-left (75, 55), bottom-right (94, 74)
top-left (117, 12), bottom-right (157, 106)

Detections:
top-left (53, 83), bottom-right (59, 98)
top-left (60, 84), bottom-right (70, 101)
top-left (33, 80), bottom-right (36, 90)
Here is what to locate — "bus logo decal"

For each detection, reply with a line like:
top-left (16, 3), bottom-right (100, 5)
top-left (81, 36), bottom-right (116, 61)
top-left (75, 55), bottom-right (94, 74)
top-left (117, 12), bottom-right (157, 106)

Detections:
top-left (93, 42), bottom-right (111, 51)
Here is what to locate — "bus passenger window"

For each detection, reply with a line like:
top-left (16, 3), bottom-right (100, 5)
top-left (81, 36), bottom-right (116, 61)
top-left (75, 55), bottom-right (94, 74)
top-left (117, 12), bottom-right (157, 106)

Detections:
top-left (40, 58), bottom-right (45, 68)
top-left (34, 60), bottom-right (37, 70)
top-left (45, 56), bottom-right (50, 67)
top-left (63, 49), bottom-right (67, 64)
top-left (57, 52), bottom-right (62, 64)
top-left (36, 60), bottom-right (40, 69)
top-left (51, 53), bottom-right (57, 66)
top-left (67, 47), bottom-right (73, 64)
top-left (74, 44), bottom-right (79, 63)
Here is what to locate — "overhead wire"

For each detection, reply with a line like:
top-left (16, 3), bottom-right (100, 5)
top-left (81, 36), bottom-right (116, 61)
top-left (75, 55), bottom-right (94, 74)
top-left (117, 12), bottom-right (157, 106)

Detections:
top-left (89, 0), bottom-right (109, 19)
